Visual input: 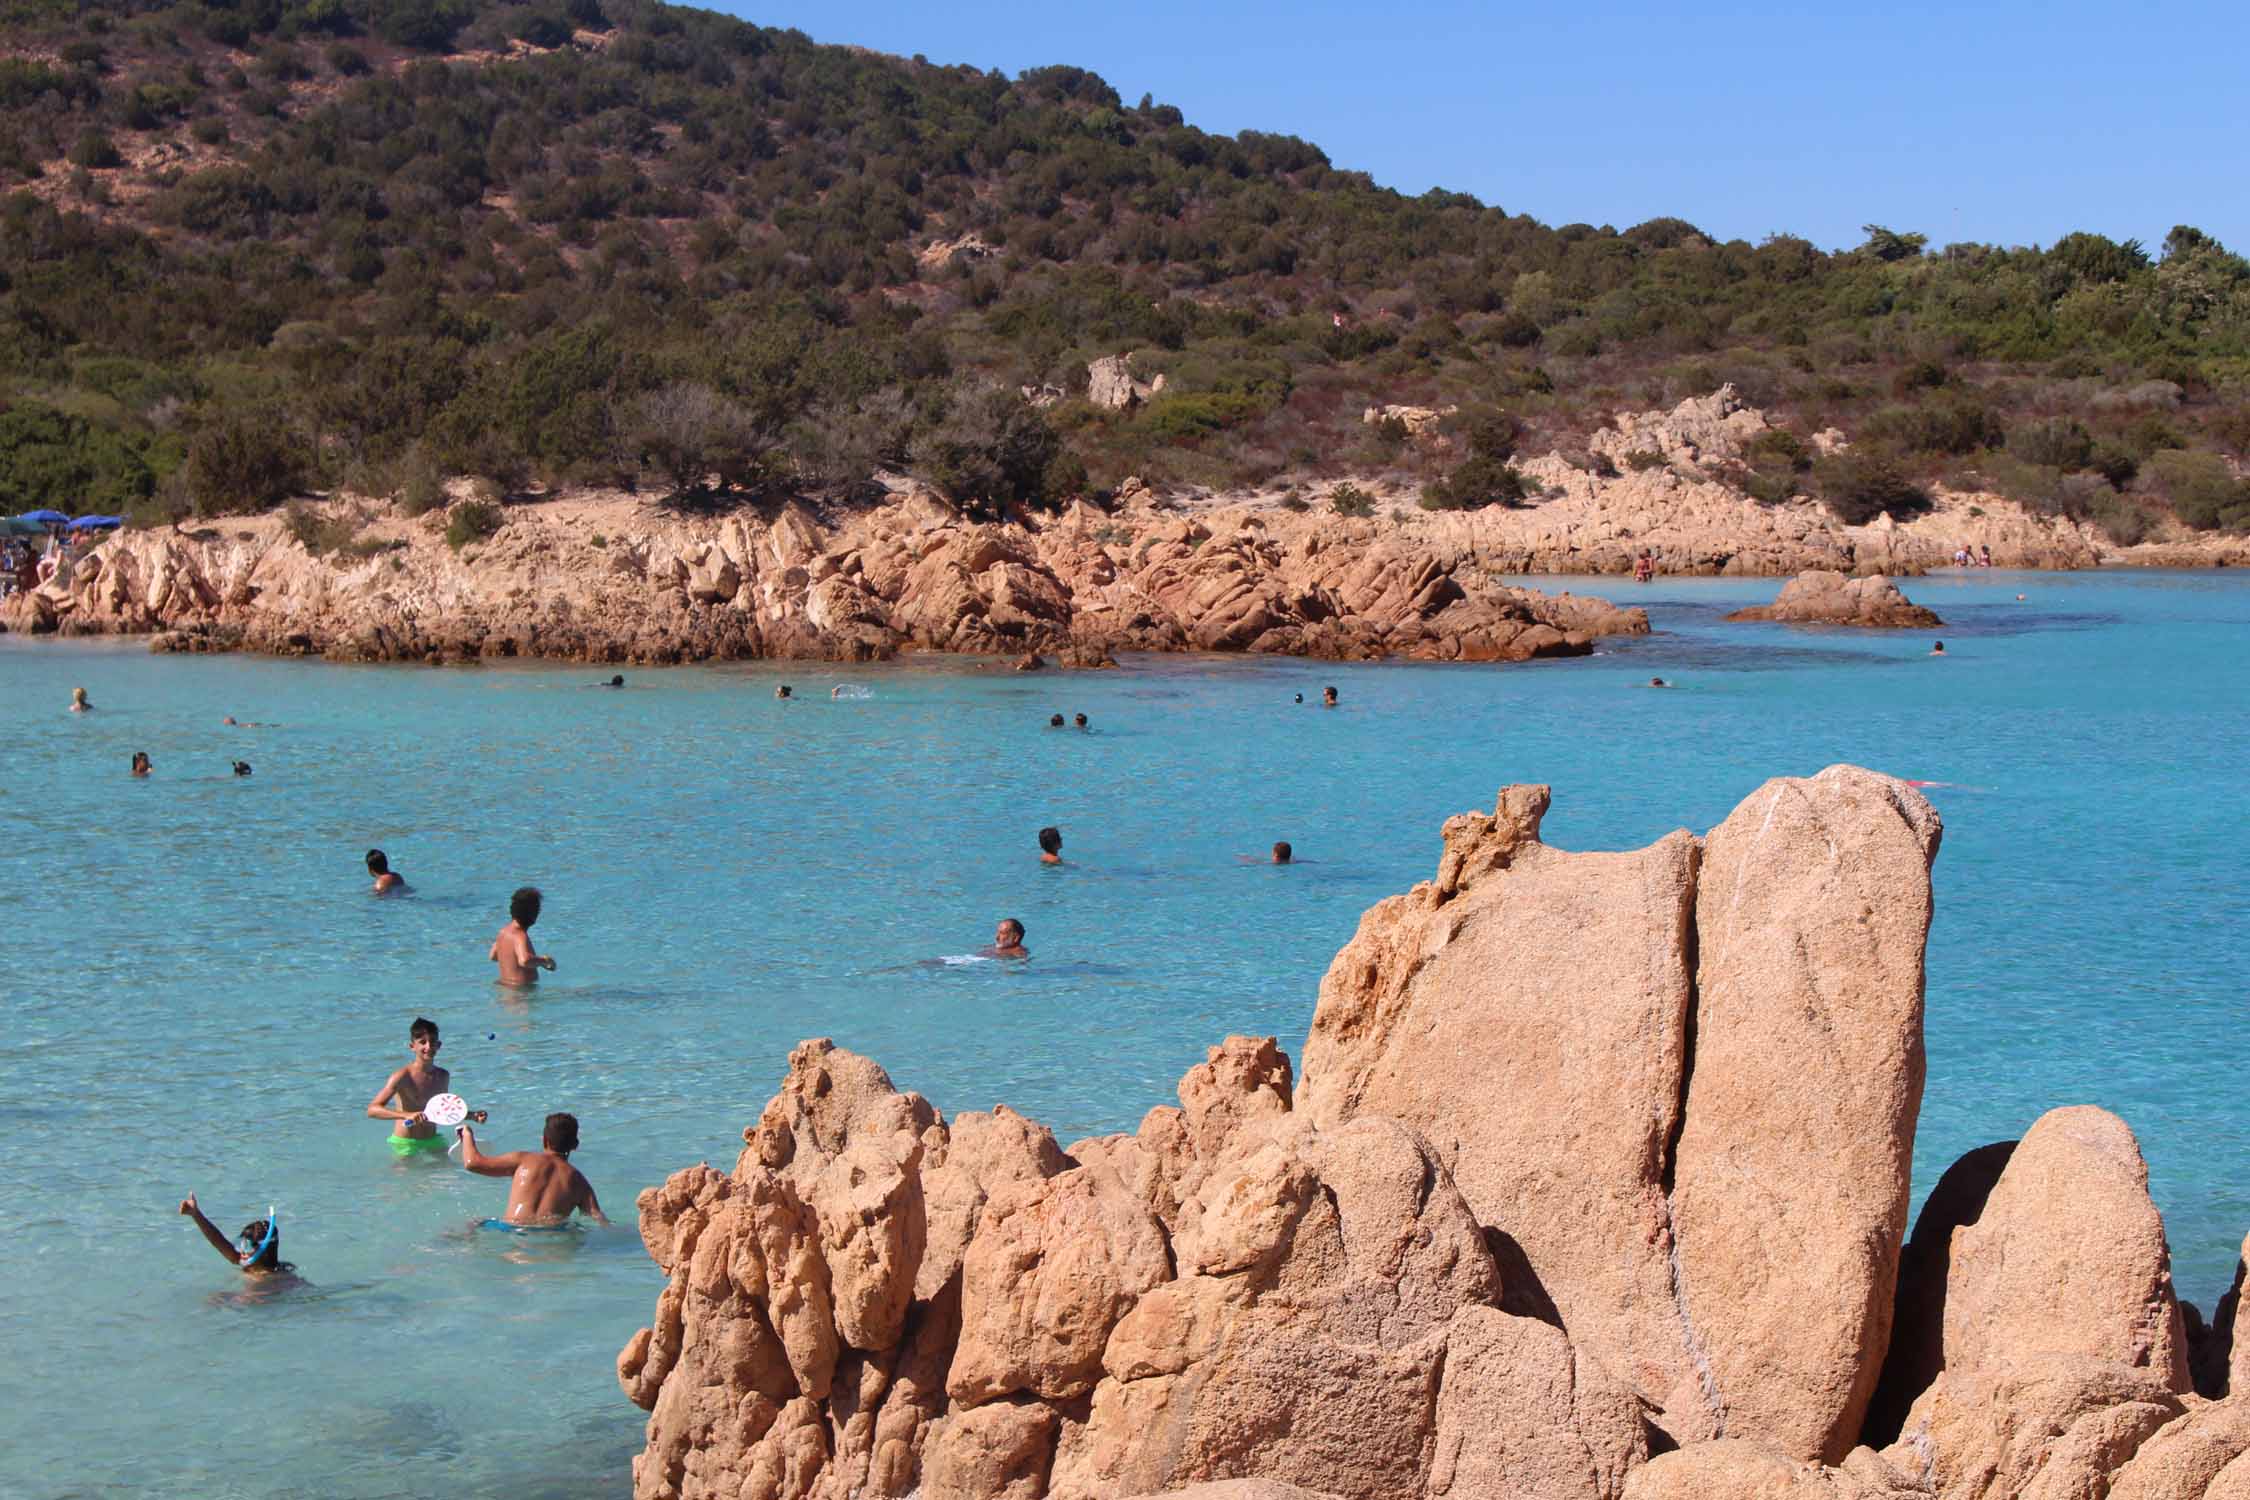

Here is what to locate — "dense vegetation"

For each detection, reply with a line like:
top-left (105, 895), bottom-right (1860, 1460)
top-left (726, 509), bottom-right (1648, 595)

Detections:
top-left (2, 0), bottom-right (2249, 539)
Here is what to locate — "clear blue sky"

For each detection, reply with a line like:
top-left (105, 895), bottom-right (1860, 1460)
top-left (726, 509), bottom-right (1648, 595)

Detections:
top-left (713, 0), bottom-right (2248, 254)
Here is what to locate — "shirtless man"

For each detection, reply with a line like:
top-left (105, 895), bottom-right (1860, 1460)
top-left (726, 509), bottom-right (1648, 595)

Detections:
top-left (1037, 827), bottom-right (1063, 865)
top-left (366, 1017), bottom-right (482, 1157)
top-left (490, 886), bottom-right (557, 985)
top-left (983, 918), bottom-right (1028, 959)
top-left (366, 848), bottom-right (408, 895)
top-left (457, 1113), bottom-right (607, 1226)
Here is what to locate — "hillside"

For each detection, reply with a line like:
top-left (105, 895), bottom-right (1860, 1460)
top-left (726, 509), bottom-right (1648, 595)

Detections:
top-left (2, 0), bottom-right (2249, 541)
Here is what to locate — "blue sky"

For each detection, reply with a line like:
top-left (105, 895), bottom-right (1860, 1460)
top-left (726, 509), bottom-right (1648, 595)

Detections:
top-left (715, 0), bottom-right (2248, 254)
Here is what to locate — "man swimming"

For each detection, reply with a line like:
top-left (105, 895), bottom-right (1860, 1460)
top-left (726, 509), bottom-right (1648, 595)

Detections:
top-left (70, 686), bottom-right (90, 712)
top-left (1930, 641), bottom-right (1947, 657)
top-left (1048, 714), bottom-right (1064, 728)
top-left (231, 760), bottom-right (253, 777)
top-left (1073, 713), bottom-right (1088, 730)
top-left (598, 675), bottom-right (624, 688)
top-left (366, 848), bottom-right (408, 895)
top-left (367, 1017), bottom-right (483, 1156)
top-left (457, 1113), bottom-right (608, 1227)
top-left (982, 919), bottom-right (1029, 959)
top-left (1272, 841), bottom-right (1293, 865)
top-left (179, 1192), bottom-right (297, 1279)
top-left (490, 886), bottom-right (557, 985)
top-left (775, 685), bottom-right (792, 698)
top-left (130, 751), bottom-right (151, 777)
top-left (1321, 686), bottom-right (1338, 707)
top-left (1038, 827), bottom-right (1063, 864)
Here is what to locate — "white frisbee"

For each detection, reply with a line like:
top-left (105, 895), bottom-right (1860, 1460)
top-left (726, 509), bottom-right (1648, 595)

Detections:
top-left (423, 1094), bottom-right (469, 1128)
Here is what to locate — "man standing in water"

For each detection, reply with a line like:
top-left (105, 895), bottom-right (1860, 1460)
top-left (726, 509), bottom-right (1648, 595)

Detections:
top-left (490, 886), bottom-right (557, 985)
top-left (983, 919), bottom-right (1029, 958)
top-left (366, 1017), bottom-right (482, 1157)
top-left (1038, 827), bottom-right (1064, 864)
top-left (366, 849), bottom-right (408, 895)
top-left (457, 1113), bottom-right (608, 1226)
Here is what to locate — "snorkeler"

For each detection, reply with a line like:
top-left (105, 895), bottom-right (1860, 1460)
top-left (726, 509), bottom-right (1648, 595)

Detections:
top-left (130, 751), bottom-right (151, 778)
top-left (367, 1016), bottom-right (483, 1156)
top-left (366, 848), bottom-right (407, 895)
top-left (983, 919), bottom-right (1029, 959)
top-left (1294, 693), bottom-right (1303, 704)
top-left (70, 686), bottom-right (90, 713)
top-left (1038, 827), bottom-right (1063, 865)
top-left (457, 1113), bottom-right (608, 1227)
top-left (490, 886), bottom-right (557, 985)
top-left (179, 1193), bottom-right (297, 1279)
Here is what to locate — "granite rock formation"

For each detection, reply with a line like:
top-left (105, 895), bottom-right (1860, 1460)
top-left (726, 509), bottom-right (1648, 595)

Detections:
top-left (1724, 570), bottom-right (1945, 627)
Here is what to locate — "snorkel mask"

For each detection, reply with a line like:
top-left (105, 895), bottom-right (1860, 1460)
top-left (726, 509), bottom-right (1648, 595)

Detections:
top-left (238, 1206), bottom-right (278, 1267)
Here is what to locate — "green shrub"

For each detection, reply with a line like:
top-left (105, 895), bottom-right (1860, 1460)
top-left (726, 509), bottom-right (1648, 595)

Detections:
top-left (1420, 455), bottom-right (1529, 510)
top-left (1813, 451), bottom-right (1931, 525)
top-left (2088, 494), bottom-right (2155, 545)
top-left (1277, 492), bottom-right (1309, 513)
top-left (1329, 483), bottom-right (1374, 518)
top-left (1862, 396), bottom-right (1998, 456)
top-left (325, 44), bottom-right (372, 75)
top-left (2008, 417), bottom-right (2095, 471)
top-left (397, 453), bottom-right (447, 516)
top-left (183, 413), bottom-right (305, 514)
top-left (67, 131), bottom-right (122, 169)
top-left (445, 499), bottom-right (505, 549)
top-left (1742, 467), bottom-right (1800, 505)
top-left (282, 501), bottom-right (364, 554)
top-left (2147, 451), bottom-right (2250, 531)
top-left (2087, 443), bottom-right (2138, 488)
top-left (1621, 449), bottom-right (1668, 472)
top-left (0, 402), bottom-right (155, 512)
top-left (1745, 427), bottom-right (1810, 471)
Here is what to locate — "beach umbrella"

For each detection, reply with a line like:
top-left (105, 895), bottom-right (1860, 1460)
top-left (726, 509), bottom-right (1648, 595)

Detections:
top-left (1, 516), bottom-right (50, 536)
top-left (67, 515), bottom-right (124, 530)
top-left (16, 509), bottom-right (69, 525)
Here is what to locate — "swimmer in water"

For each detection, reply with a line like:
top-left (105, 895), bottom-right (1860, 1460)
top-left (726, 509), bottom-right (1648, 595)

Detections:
top-left (1930, 641), bottom-right (1947, 657)
top-left (776, 685), bottom-right (792, 699)
top-left (1073, 713), bottom-right (1088, 730)
top-left (1038, 826), bottom-right (1063, 865)
top-left (490, 886), bottom-right (557, 985)
top-left (70, 686), bottom-right (90, 712)
top-left (457, 1112), bottom-right (608, 1226)
top-left (1294, 693), bottom-right (1303, 704)
top-left (1322, 686), bottom-right (1338, 708)
top-left (231, 760), bottom-right (252, 777)
top-left (130, 751), bottom-right (151, 778)
top-left (831, 686), bottom-right (844, 699)
top-left (1647, 677), bottom-right (1669, 688)
top-left (1048, 714), bottom-right (1064, 728)
top-left (1272, 841), bottom-right (1293, 865)
top-left (366, 848), bottom-right (408, 895)
top-left (179, 1193), bottom-right (297, 1279)
top-left (982, 918), bottom-right (1029, 959)
top-left (367, 1016), bottom-right (484, 1157)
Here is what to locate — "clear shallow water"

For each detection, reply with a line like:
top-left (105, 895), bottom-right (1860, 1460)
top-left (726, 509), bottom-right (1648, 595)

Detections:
top-left (1, 568), bottom-right (2245, 1498)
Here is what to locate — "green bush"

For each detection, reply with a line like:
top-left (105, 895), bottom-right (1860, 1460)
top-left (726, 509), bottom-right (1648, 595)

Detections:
top-left (1742, 467), bottom-right (1800, 505)
top-left (445, 499), bottom-right (505, 549)
top-left (67, 130), bottom-right (121, 168)
top-left (1813, 451), bottom-right (1931, 525)
top-left (183, 413), bottom-right (306, 514)
top-left (1745, 427), bottom-right (1810, 471)
top-left (397, 453), bottom-right (447, 517)
top-left (0, 402), bottom-right (155, 512)
top-left (282, 501), bottom-right (364, 554)
top-left (2008, 417), bottom-right (2095, 471)
top-left (1621, 449), bottom-right (1668, 472)
top-left (1862, 396), bottom-right (1998, 456)
top-left (1329, 483), bottom-right (1374, 517)
top-left (2088, 494), bottom-right (2155, 545)
top-left (2147, 451), bottom-right (2250, 531)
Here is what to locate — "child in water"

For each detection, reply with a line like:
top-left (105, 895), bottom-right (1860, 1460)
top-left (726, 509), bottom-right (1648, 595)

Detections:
top-left (490, 886), bottom-right (558, 985)
top-left (179, 1193), bottom-right (298, 1281)
top-left (367, 1016), bottom-right (483, 1157)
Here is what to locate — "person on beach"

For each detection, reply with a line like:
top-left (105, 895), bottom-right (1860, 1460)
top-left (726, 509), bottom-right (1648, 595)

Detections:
top-left (179, 1193), bottom-right (297, 1280)
top-left (1038, 827), bottom-right (1063, 865)
top-left (490, 887), bottom-right (557, 985)
top-left (70, 686), bottom-right (90, 712)
top-left (1979, 545), bottom-right (1994, 567)
top-left (130, 751), bottom-right (151, 777)
top-left (1634, 550), bottom-right (1654, 583)
top-left (983, 919), bottom-right (1028, 959)
top-left (366, 849), bottom-right (408, 895)
top-left (457, 1113), bottom-right (608, 1227)
top-left (1322, 686), bottom-right (1338, 708)
top-left (366, 1016), bottom-right (483, 1157)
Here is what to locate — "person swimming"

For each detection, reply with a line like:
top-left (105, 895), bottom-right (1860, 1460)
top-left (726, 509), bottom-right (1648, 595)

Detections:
top-left (1271, 841), bottom-right (1293, 865)
top-left (1647, 677), bottom-right (1669, 688)
top-left (490, 886), bottom-right (557, 985)
top-left (776, 685), bottom-right (793, 699)
top-left (982, 919), bottom-right (1029, 959)
top-left (599, 675), bottom-right (624, 688)
top-left (1321, 686), bottom-right (1338, 707)
top-left (179, 1193), bottom-right (297, 1279)
top-left (1048, 714), bottom-right (1064, 728)
top-left (457, 1112), bottom-right (608, 1227)
top-left (231, 760), bottom-right (252, 777)
top-left (1038, 827), bottom-right (1063, 865)
top-left (1073, 713), bottom-right (1088, 730)
top-left (1294, 693), bottom-right (1303, 704)
top-left (70, 686), bottom-right (90, 712)
top-left (366, 848), bottom-right (408, 895)
top-left (130, 751), bottom-right (151, 777)
top-left (1930, 641), bottom-right (1947, 656)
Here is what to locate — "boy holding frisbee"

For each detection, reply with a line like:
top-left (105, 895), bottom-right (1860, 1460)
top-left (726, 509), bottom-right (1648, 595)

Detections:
top-left (366, 1017), bottom-right (482, 1157)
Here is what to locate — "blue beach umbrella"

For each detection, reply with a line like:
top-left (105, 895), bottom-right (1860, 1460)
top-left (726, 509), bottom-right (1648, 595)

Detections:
top-left (16, 509), bottom-right (69, 525)
top-left (67, 515), bottom-right (124, 530)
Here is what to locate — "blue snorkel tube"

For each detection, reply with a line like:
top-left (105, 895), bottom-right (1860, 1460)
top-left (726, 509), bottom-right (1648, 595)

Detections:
top-left (239, 1205), bottom-right (278, 1267)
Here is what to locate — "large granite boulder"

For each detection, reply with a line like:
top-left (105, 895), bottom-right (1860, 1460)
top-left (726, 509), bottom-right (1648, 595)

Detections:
top-left (1725, 569), bottom-right (1944, 627)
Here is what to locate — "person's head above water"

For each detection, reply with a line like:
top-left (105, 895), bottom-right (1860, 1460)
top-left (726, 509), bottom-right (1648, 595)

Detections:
top-left (367, 849), bottom-right (390, 876)
top-left (1038, 826), bottom-right (1062, 861)
top-left (776, 685), bottom-right (792, 698)
top-left (130, 751), bottom-right (151, 776)
top-left (1294, 693), bottom-right (1303, 704)
top-left (1649, 677), bottom-right (1667, 688)
top-left (607, 675), bottom-right (624, 688)
top-left (236, 1214), bottom-right (283, 1271)
top-left (543, 1111), bottom-right (579, 1156)
top-left (511, 886), bottom-right (543, 928)
top-left (70, 686), bottom-right (88, 709)
top-left (992, 918), bottom-right (1026, 954)
top-left (1272, 841), bottom-right (1292, 864)
top-left (1048, 713), bottom-right (1064, 728)
top-left (1931, 641), bottom-right (1946, 654)
top-left (1073, 713), bottom-right (1087, 729)
top-left (231, 760), bottom-right (252, 776)
top-left (1322, 686), bottom-right (1338, 705)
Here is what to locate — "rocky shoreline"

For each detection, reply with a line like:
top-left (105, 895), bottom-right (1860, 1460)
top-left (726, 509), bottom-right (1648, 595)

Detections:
top-left (3, 388), bottom-right (2240, 668)
top-left (611, 769), bottom-right (2250, 1500)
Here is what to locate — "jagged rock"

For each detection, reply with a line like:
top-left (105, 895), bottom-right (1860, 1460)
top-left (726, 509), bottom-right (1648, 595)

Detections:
top-left (1883, 1355), bottom-right (2186, 1500)
top-left (1361, 403), bottom-right (1456, 439)
top-left (2194, 1233), bottom-right (2250, 1399)
top-left (1430, 1306), bottom-right (1647, 1499)
top-left (1087, 353), bottom-right (1166, 410)
top-left (1589, 384), bottom-right (1770, 467)
top-left (1623, 1440), bottom-right (1929, 1499)
top-left (1120, 1484), bottom-right (1343, 1500)
top-left (2108, 1402), bottom-right (2250, 1500)
top-left (1669, 766), bottom-right (1942, 1461)
top-left (1724, 570), bottom-right (1944, 627)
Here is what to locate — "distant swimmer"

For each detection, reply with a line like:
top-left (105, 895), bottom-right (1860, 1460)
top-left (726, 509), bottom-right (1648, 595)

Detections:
top-left (490, 886), bottom-right (557, 985)
top-left (457, 1113), bottom-right (608, 1227)
top-left (179, 1192), bottom-right (297, 1280)
top-left (831, 686), bottom-right (843, 699)
top-left (2016, 593), bottom-right (2027, 601)
top-left (366, 848), bottom-right (408, 895)
top-left (982, 918), bottom-right (1029, 959)
top-left (599, 674), bottom-right (624, 689)
top-left (776, 685), bottom-right (793, 699)
top-left (1647, 677), bottom-right (1670, 688)
top-left (130, 751), bottom-right (151, 778)
top-left (222, 716), bottom-right (274, 727)
top-left (1322, 686), bottom-right (1338, 708)
top-left (231, 760), bottom-right (253, 777)
top-left (1073, 713), bottom-right (1088, 731)
top-left (1038, 827), bottom-right (1063, 865)
top-left (1930, 641), bottom-right (1947, 657)
top-left (1295, 693), bottom-right (1303, 704)
top-left (1272, 841), bottom-right (1293, 865)
top-left (367, 1016), bottom-right (482, 1157)
top-left (70, 686), bottom-right (90, 712)
top-left (1048, 714), bottom-right (1065, 728)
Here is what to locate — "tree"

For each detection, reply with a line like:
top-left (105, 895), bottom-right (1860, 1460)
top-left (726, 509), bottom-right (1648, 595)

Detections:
top-left (628, 384), bottom-right (772, 496)
top-left (912, 382), bottom-right (1064, 516)
top-left (1857, 225), bottom-right (1928, 263)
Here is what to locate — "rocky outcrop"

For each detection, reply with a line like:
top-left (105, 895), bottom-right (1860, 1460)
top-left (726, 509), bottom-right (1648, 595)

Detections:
top-left (1086, 353), bottom-right (1166, 410)
top-left (1724, 570), bottom-right (1945, 627)
top-left (617, 769), bottom-right (2241, 1499)
top-left (0, 489), bottom-right (1645, 665)
top-left (1362, 403), bottom-right (1456, 439)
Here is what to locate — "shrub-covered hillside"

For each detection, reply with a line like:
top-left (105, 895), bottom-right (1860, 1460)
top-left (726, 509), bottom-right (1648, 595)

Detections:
top-left (2, 0), bottom-right (2249, 537)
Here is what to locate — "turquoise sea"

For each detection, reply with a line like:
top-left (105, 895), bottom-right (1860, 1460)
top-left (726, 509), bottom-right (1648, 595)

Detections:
top-left (1, 569), bottom-right (2245, 1498)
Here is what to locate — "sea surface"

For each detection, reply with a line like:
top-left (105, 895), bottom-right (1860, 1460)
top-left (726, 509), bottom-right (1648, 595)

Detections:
top-left (1, 569), bottom-right (2245, 1498)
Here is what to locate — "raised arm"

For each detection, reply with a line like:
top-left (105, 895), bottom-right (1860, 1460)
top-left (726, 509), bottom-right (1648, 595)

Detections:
top-left (365, 1067), bottom-right (420, 1124)
top-left (179, 1193), bottom-right (242, 1268)
top-left (456, 1126), bottom-right (525, 1178)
